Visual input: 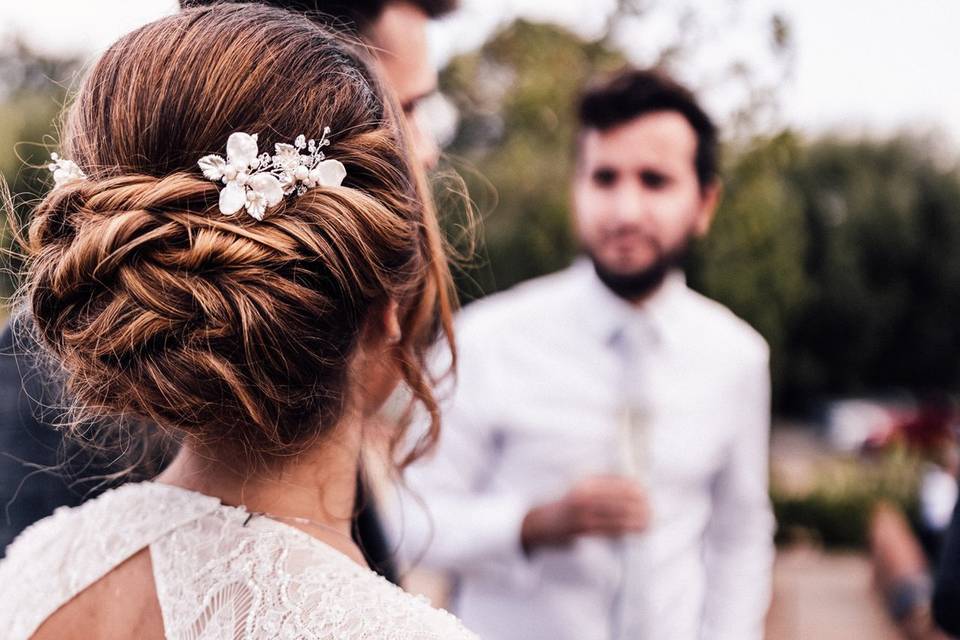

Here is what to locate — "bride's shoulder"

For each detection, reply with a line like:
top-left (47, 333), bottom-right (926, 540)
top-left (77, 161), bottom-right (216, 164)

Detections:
top-left (3, 482), bottom-right (218, 565)
top-left (0, 482), bottom-right (220, 640)
top-left (315, 562), bottom-right (478, 639)
top-left (309, 552), bottom-right (478, 639)
top-left (179, 514), bottom-right (480, 639)
top-left (59, 490), bottom-right (481, 639)
top-left (0, 484), bottom-right (478, 640)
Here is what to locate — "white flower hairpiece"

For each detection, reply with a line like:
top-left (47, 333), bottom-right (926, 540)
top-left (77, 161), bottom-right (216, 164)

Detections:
top-left (198, 128), bottom-right (347, 220)
top-left (47, 153), bottom-right (86, 188)
top-left (45, 129), bottom-right (347, 223)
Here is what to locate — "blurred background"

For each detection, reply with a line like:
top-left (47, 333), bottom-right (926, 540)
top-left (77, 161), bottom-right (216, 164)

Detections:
top-left (2, 1), bottom-right (959, 637)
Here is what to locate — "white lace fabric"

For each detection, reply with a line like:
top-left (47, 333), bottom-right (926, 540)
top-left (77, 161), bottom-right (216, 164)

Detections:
top-left (0, 482), bottom-right (477, 640)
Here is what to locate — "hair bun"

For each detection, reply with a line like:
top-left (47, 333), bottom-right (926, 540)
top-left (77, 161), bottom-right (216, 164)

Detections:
top-left (26, 170), bottom-right (349, 454)
top-left (30, 173), bottom-right (221, 345)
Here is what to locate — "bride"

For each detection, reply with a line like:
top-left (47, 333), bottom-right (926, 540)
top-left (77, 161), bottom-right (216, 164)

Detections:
top-left (0, 4), bottom-right (475, 639)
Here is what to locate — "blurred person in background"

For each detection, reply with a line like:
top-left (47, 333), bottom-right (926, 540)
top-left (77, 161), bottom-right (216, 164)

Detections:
top-left (393, 67), bottom-right (775, 640)
top-left (0, 0), bottom-right (457, 576)
top-left (920, 397), bottom-right (960, 637)
top-left (867, 395), bottom-right (958, 638)
top-left (183, 0), bottom-right (449, 170)
top-left (934, 496), bottom-right (960, 635)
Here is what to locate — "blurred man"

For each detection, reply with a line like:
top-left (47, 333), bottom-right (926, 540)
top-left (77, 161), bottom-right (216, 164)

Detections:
top-left (397, 68), bottom-right (775, 640)
top-left (0, 0), bottom-right (457, 567)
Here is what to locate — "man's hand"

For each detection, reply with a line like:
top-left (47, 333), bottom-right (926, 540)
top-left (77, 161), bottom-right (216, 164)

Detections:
top-left (520, 475), bottom-right (650, 554)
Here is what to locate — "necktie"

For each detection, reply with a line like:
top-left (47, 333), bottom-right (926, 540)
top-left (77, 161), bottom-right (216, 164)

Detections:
top-left (611, 316), bottom-right (656, 484)
top-left (609, 315), bottom-right (657, 640)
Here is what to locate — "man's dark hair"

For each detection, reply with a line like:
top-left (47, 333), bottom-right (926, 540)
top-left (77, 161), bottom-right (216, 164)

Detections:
top-left (577, 67), bottom-right (719, 189)
top-left (180, 0), bottom-right (458, 34)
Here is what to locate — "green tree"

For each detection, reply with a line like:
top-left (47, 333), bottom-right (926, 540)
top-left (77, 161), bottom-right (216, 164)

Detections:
top-left (785, 137), bottom-right (960, 403)
top-left (439, 21), bottom-right (625, 300)
top-left (692, 134), bottom-right (960, 408)
top-left (687, 132), bottom-right (810, 406)
top-left (0, 39), bottom-right (79, 303)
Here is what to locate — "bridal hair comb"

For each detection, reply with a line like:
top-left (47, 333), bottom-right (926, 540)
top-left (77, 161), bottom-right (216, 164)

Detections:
top-left (198, 129), bottom-right (346, 220)
top-left (47, 153), bottom-right (86, 188)
top-left (47, 128), bottom-right (347, 222)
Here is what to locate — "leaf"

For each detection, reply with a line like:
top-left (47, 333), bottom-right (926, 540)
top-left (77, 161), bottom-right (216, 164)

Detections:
top-left (246, 196), bottom-right (267, 221)
top-left (197, 154), bottom-right (226, 180)
top-left (274, 143), bottom-right (297, 157)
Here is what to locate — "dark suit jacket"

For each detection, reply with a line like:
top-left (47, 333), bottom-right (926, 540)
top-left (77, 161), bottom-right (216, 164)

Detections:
top-left (0, 316), bottom-right (397, 582)
top-left (934, 498), bottom-right (960, 634)
top-left (0, 315), bottom-right (106, 553)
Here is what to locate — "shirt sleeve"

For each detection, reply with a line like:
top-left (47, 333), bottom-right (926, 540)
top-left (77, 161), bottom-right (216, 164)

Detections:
top-left (388, 316), bottom-right (537, 586)
top-left (699, 341), bottom-right (775, 640)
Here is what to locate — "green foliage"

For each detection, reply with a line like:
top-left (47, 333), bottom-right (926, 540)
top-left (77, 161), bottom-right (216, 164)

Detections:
top-left (687, 132), bottom-right (810, 401)
top-left (440, 21), bottom-right (625, 300)
top-left (0, 40), bottom-right (78, 305)
top-left (0, 95), bottom-right (64, 304)
top-left (690, 134), bottom-right (960, 407)
top-left (771, 451), bottom-right (922, 549)
top-left (782, 138), bottom-right (960, 404)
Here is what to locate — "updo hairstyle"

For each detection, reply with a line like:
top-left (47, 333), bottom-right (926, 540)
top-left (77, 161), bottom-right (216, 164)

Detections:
top-left (24, 3), bottom-right (456, 466)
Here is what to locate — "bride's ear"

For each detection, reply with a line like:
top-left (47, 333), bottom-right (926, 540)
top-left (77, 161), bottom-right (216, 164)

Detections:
top-left (353, 299), bottom-right (404, 416)
top-left (382, 299), bottom-right (402, 345)
top-left (364, 299), bottom-right (402, 347)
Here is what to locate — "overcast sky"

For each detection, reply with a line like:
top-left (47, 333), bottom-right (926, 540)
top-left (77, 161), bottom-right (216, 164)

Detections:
top-left (2, 0), bottom-right (958, 149)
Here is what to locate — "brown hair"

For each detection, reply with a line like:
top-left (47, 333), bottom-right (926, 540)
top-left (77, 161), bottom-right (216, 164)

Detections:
top-left (23, 3), bottom-right (456, 468)
top-left (180, 0), bottom-right (459, 34)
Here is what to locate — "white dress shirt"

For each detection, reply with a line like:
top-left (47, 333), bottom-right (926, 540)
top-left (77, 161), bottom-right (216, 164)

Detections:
top-left (392, 259), bottom-right (774, 640)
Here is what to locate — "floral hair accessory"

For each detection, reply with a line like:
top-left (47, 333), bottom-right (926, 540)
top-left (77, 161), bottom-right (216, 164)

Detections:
top-left (198, 128), bottom-right (347, 220)
top-left (47, 153), bottom-right (86, 188)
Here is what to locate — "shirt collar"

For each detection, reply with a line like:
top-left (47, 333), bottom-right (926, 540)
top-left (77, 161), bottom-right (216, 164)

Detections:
top-left (570, 257), bottom-right (687, 349)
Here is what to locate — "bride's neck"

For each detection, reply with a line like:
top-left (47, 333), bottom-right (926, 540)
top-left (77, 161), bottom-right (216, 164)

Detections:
top-left (156, 414), bottom-right (365, 566)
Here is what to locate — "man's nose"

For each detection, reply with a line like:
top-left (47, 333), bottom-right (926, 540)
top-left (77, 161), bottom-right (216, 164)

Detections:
top-left (611, 183), bottom-right (645, 225)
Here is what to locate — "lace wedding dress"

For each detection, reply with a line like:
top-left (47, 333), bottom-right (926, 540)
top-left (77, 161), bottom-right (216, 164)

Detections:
top-left (0, 482), bottom-right (477, 639)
